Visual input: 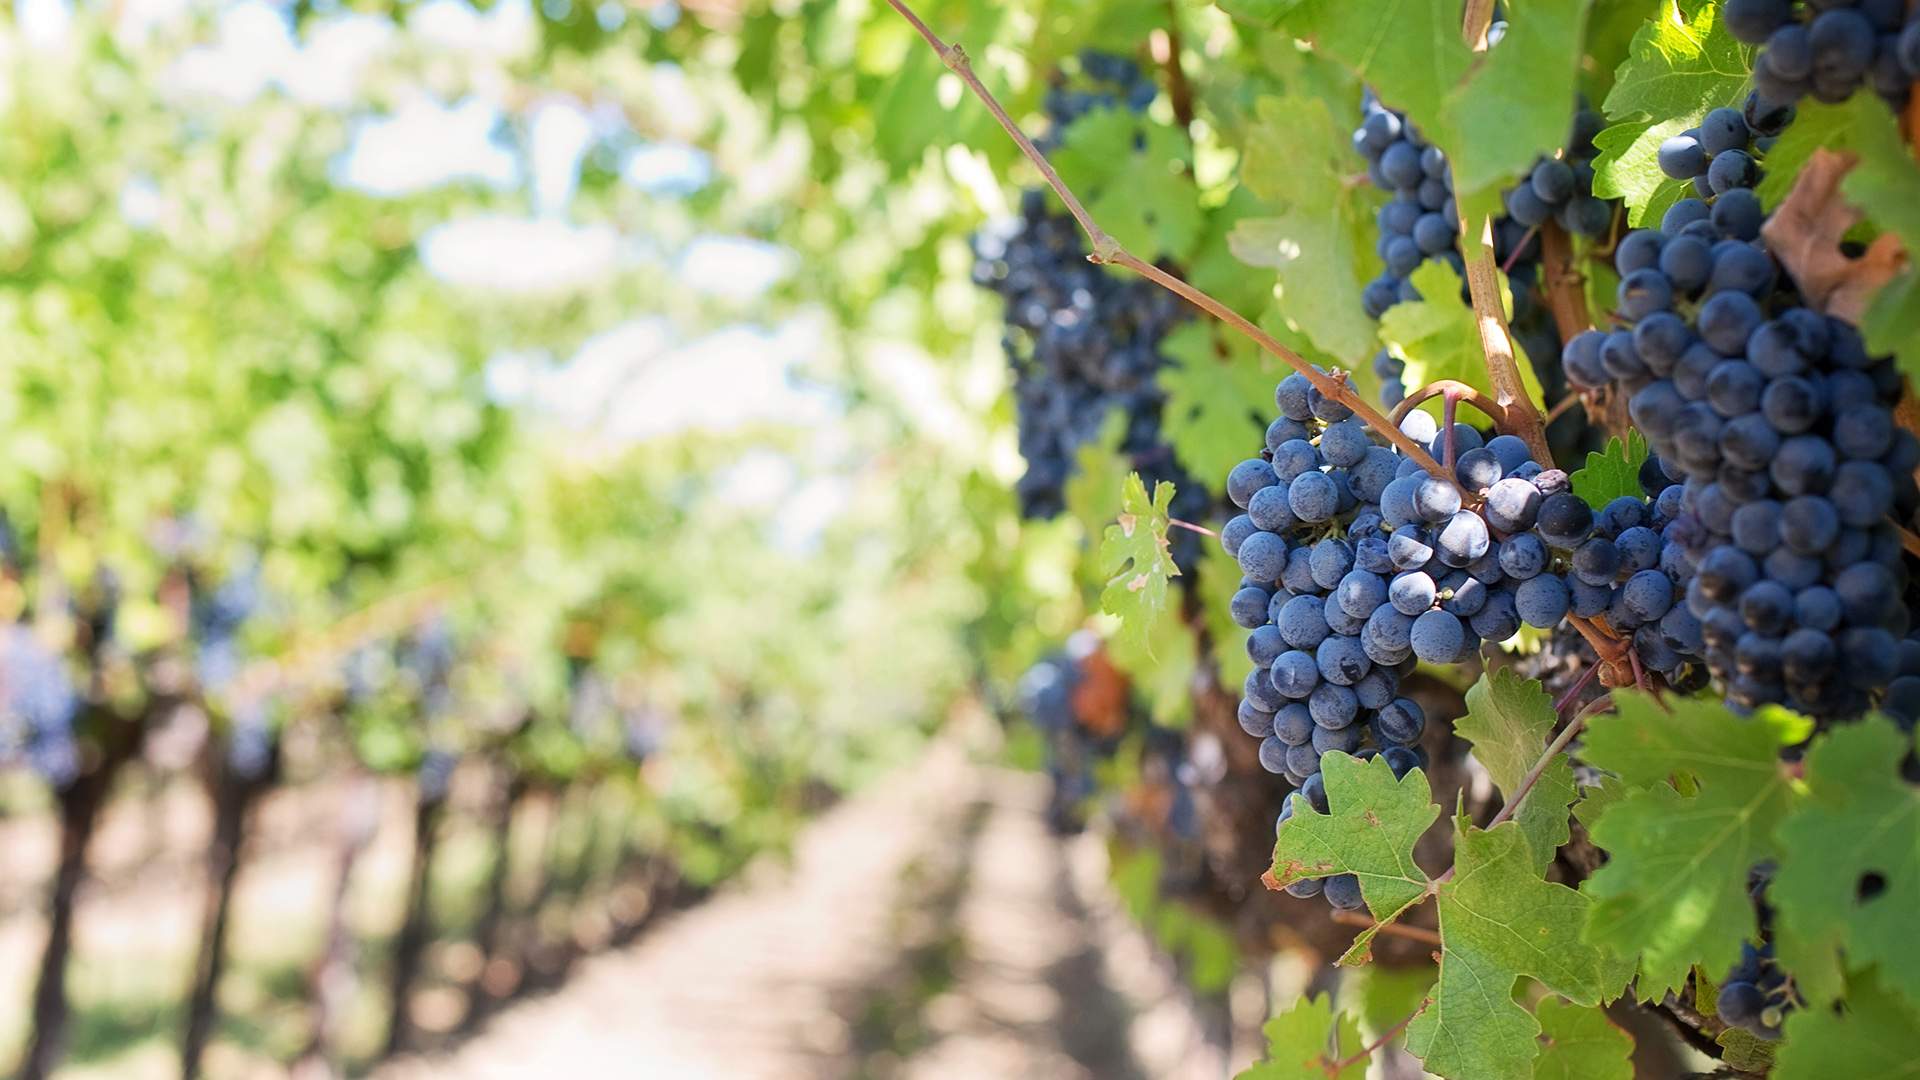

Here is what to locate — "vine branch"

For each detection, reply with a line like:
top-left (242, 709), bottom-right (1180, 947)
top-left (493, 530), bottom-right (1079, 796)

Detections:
top-left (880, 0), bottom-right (1463, 489)
top-left (1389, 379), bottom-right (1508, 432)
top-left (1328, 908), bottom-right (1442, 946)
top-left (1325, 1005), bottom-right (1422, 1073)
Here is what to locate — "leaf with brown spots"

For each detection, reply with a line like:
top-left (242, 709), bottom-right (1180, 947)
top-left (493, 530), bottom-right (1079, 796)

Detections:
top-left (1097, 472), bottom-right (1180, 656)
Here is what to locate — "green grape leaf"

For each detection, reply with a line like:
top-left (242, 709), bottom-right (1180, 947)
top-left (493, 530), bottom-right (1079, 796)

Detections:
top-left (1773, 971), bottom-right (1920, 1080)
top-left (1753, 97), bottom-right (1888, 210)
top-left (1569, 432), bottom-right (1650, 511)
top-left (1771, 717), bottom-right (1920, 1008)
top-left (1160, 322), bottom-right (1280, 488)
top-left (1378, 261), bottom-right (1546, 410)
top-left (1836, 96), bottom-right (1920, 388)
top-left (1234, 94), bottom-right (1383, 361)
top-left (1250, 0), bottom-right (1474, 147)
top-left (1201, 539), bottom-right (1256, 691)
top-left (1065, 414), bottom-right (1133, 554)
top-left (1533, 998), bottom-right (1635, 1080)
top-left (1236, 992), bottom-right (1368, 1080)
top-left (1591, 0), bottom-right (1752, 225)
top-left (1437, 0), bottom-right (1594, 199)
top-left (1057, 112), bottom-right (1203, 260)
top-left (1404, 819), bottom-right (1633, 1080)
top-left (1577, 692), bottom-right (1811, 999)
top-left (1458, 670), bottom-right (1576, 872)
top-left (1271, 752), bottom-right (1438, 928)
top-left (1098, 472), bottom-right (1181, 656)
top-left (1191, 187), bottom-right (1283, 317)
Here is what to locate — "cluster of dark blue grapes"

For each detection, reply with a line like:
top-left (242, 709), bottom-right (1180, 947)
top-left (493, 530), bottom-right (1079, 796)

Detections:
top-left (1221, 368), bottom-right (1708, 908)
top-left (1714, 871), bottom-right (1795, 1040)
top-left (1355, 94), bottom-right (1608, 407)
top-left (1562, 187), bottom-right (1920, 718)
top-left (0, 625), bottom-right (81, 788)
top-left (1656, 93), bottom-right (1792, 197)
top-left (972, 54), bottom-right (1210, 551)
top-left (1728, 0), bottom-right (1920, 110)
top-left (1017, 636), bottom-right (1105, 833)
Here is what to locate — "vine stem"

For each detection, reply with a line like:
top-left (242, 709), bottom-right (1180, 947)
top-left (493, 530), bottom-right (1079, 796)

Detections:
top-left (1484, 698), bottom-right (1601, 832)
top-left (1325, 1006), bottom-right (1421, 1073)
top-left (880, 0), bottom-right (1463, 490)
top-left (1462, 219), bottom-right (1555, 467)
top-left (1328, 908), bottom-right (1442, 946)
top-left (1390, 379), bottom-right (1508, 430)
top-left (1167, 517), bottom-right (1218, 538)
top-left (1157, 0), bottom-right (1195, 132)
top-left (1538, 221), bottom-right (1596, 345)
top-left (1461, 0), bottom-right (1497, 48)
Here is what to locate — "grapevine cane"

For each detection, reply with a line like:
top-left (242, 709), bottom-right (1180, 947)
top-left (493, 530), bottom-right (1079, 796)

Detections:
top-left (878, 0), bottom-right (1465, 493)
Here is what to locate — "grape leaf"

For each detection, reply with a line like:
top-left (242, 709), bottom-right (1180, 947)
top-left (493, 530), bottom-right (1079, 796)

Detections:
top-left (1378, 261), bottom-right (1546, 410)
top-left (1159, 322), bottom-right (1280, 489)
top-left (1243, 0), bottom-right (1473, 146)
top-left (1437, 0), bottom-right (1594, 199)
top-left (1533, 998), bottom-right (1635, 1080)
top-left (1770, 717), bottom-right (1920, 1009)
top-left (1773, 971), bottom-right (1920, 1080)
top-left (1233, 93), bottom-right (1383, 362)
top-left (1753, 97), bottom-right (1886, 210)
top-left (1458, 670), bottom-right (1576, 872)
top-left (1590, 0), bottom-right (1752, 225)
top-left (1403, 819), bottom-right (1633, 1080)
top-left (1576, 692), bottom-right (1811, 999)
top-left (1270, 752), bottom-right (1438, 924)
top-left (1834, 95), bottom-right (1920, 389)
top-left (1234, 992), bottom-right (1367, 1080)
top-left (1055, 111), bottom-right (1203, 260)
top-left (1569, 432), bottom-right (1649, 511)
top-left (1098, 472), bottom-right (1181, 656)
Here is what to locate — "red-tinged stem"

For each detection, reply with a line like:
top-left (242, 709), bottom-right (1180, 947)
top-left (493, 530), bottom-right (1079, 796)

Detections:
top-left (1500, 225), bottom-right (1539, 274)
top-left (1390, 380), bottom-right (1508, 430)
top-left (878, 0), bottom-right (1464, 493)
top-left (1442, 392), bottom-right (1460, 474)
top-left (1326, 1006), bottom-right (1423, 1073)
top-left (1328, 908), bottom-right (1442, 946)
top-left (1168, 517), bottom-right (1218, 538)
top-left (1552, 660), bottom-right (1603, 718)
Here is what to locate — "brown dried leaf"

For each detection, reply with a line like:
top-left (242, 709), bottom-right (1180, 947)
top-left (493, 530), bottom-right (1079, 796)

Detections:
top-left (1761, 148), bottom-right (1908, 323)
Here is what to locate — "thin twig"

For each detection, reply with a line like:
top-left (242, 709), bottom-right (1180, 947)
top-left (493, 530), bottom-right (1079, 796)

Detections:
top-left (1499, 225), bottom-right (1538, 273)
top-left (1326, 1006), bottom-right (1423, 1073)
top-left (880, 0), bottom-right (1464, 490)
top-left (1167, 517), bottom-right (1218, 538)
top-left (1551, 660), bottom-right (1602, 717)
top-left (1544, 390), bottom-right (1584, 425)
top-left (1899, 521), bottom-right (1920, 559)
top-left (1442, 392), bottom-right (1460, 474)
top-left (1484, 702), bottom-right (1600, 831)
top-left (1329, 908), bottom-right (1442, 946)
top-left (1461, 0), bottom-right (1497, 49)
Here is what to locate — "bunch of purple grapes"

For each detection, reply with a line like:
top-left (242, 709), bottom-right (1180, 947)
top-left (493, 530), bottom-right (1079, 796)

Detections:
top-left (1561, 182), bottom-right (1920, 718)
top-left (1728, 0), bottom-right (1920, 110)
top-left (1224, 371), bottom-right (1704, 909)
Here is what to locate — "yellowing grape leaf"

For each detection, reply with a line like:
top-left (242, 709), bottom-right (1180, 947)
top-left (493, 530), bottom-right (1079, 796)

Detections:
top-left (1269, 752), bottom-right (1438, 932)
top-left (1098, 472), bottom-right (1181, 656)
top-left (1771, 717), bottom-right (1920, 1008)
top-left (1378, 261), bottom-right (1546, 411)
top-left (1458, 670), bottom-right (1576, 872)
top-left (1533, 998), bottom-right (1635, 1080)
top-left (1569, 432), bottom-right (1650, 511)
top-left (1404, 819), bottom-right (1633, 1080)
top-left (1577, 693), bottom-right (1811, 999)
top-left (1234, 993), bottom-right (1367, 1080)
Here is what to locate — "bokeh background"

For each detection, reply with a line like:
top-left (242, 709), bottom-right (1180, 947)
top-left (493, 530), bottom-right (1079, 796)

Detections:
top-left (0, 0), bottom-right (1316, 1077)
